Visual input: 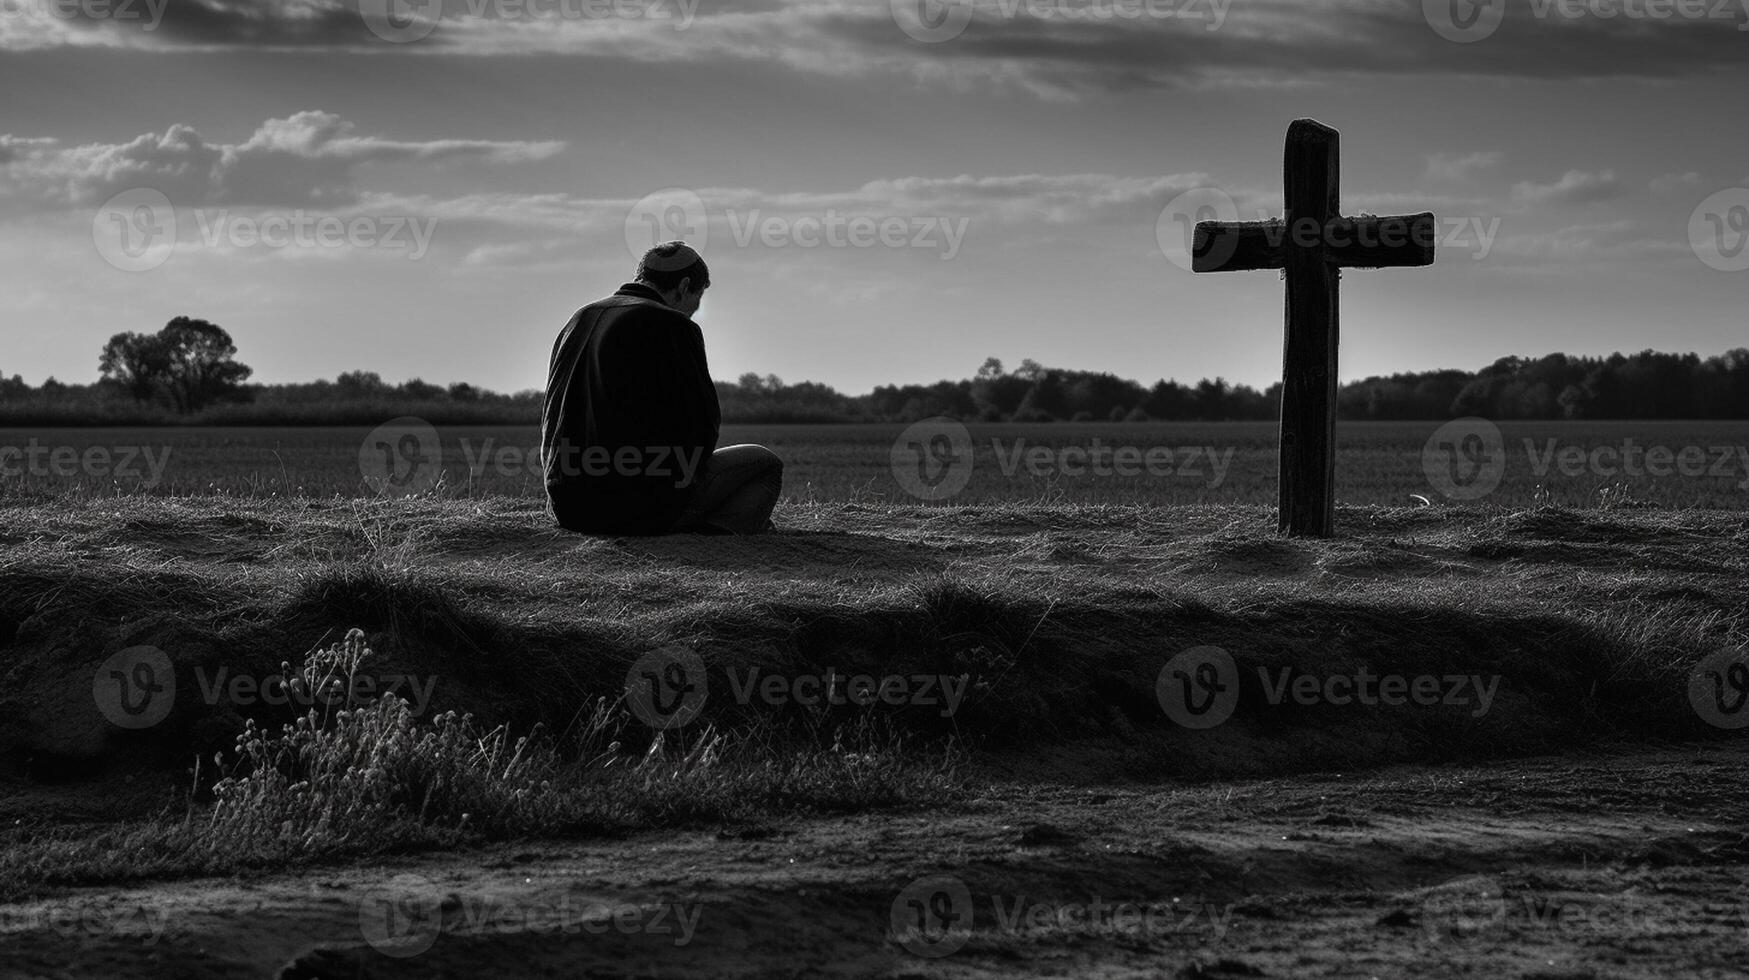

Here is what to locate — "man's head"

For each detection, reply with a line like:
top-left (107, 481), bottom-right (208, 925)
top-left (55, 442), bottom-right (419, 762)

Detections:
top-left (635, 241), bottom-right (710, 317)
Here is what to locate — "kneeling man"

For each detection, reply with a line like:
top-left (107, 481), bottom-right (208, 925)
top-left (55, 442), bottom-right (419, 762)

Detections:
top-left (543, 242), bottom-right (782, 535)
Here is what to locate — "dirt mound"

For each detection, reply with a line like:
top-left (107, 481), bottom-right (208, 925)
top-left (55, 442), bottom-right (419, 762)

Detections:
top-left (0, 499), bottom-right (1743, 805)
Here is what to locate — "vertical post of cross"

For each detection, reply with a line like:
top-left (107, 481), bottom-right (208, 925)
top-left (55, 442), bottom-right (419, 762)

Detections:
top-left (1280, 119), bottom-right (1340, 538)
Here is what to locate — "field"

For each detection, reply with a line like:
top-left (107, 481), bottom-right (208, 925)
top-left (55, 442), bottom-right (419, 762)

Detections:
top-left (1, 422), bottom-right (1747, 978)
top-left (5, 419), bottom-right (1748, 508)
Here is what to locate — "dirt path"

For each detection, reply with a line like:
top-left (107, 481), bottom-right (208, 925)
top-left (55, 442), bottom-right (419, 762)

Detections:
top-left (4, 741), bottom-right (1746, 979)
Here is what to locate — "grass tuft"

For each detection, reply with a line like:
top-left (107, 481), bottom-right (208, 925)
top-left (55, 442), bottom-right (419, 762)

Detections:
top-left (0, 628), bottom-right (961, 898)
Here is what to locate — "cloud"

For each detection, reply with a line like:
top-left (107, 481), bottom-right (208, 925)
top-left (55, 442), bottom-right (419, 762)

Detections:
top-left (5, 0), bottom-right (1745, 98)
top-left (461, 239), bottom-right (580, 269)
top-left (0, 111), bottom-right (564, 208)
top-left (1649, 171), bottom-right (1703, 195)
top-left (0, 0), bottom-right (377, 50)
top-left (361, 171), bottom-right (1236, 270)
top-left (830, 173), bottom-right (1213, 222)
top-left (0, 107), bottom-right (1633, 272)
top-left (1424, 151), bottom-right (1503, 183)
top-left (0, 136), bottom-right (61, 165)
top-left (1510, 169), bottom-right (1624, 206)
top-left (1490, 220), bottom-right (1689, 266)
top-left (338, 169), bottom-right (1505, 273)
top-left (387, 171), bottom-right (1216, 256)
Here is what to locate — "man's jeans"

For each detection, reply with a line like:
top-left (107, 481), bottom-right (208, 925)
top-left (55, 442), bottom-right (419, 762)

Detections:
top-left (675, 444), bottom-right (783, 535)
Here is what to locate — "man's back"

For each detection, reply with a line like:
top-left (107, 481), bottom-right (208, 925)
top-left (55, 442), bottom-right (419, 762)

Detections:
top-left (542, 282), bottom-right (721, 534)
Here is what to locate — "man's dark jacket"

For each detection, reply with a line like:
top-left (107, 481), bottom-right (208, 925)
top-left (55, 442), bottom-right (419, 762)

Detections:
top-left (542, 283), bottom-right (720, 534)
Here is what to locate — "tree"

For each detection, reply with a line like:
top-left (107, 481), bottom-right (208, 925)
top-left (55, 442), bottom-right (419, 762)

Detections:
top-left (99, 331), bottom-right (173, 403)
top-left (1142, 380), bottom-right (1192, 420)
top-left (100, 317), bottom-right (252, 412)
top-left (1013, 370), bottom-right (1067, 420)
top-left (158, 317), bottom-right (252, 412)
top-left (735, 372), bottom-right (784, 395)
top-left (1193, 377), bottom-right (1230, 420)
top-left (970, 359), bottom-right (1030, 420)
top-left (336, 371), bottom-right (388, 397)
top-left (399, 377), bottom-right (444, 400)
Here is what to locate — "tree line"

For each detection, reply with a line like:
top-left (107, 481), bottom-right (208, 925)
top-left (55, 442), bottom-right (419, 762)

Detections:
top-left (2, 317), bottom-right (1746, 425)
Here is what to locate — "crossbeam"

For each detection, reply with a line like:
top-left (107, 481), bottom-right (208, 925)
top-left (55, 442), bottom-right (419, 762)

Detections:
top-left (1192, 214), bottom-right (1437, 273)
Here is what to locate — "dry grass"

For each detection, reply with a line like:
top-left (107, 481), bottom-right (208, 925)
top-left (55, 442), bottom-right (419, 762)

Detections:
top-left (0, 495), bottom-right (1745, 894)
top-left (0, 627), bottom-right (960, 899)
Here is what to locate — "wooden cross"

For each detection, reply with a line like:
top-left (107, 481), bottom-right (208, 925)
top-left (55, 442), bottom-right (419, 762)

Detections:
top-left (1193, 119), bottom-right (1437, 537)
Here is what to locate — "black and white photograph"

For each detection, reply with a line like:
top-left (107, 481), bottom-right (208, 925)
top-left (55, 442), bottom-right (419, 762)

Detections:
top-left (1, 0), bottom-right (1746, 976)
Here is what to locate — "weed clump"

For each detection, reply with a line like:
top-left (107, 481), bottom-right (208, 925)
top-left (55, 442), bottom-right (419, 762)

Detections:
top-left (165, 628), bottom-right (959, 866)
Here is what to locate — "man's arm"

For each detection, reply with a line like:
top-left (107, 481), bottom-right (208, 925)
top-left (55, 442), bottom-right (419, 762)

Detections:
top-left (641, 316), bottom-right (718, 458)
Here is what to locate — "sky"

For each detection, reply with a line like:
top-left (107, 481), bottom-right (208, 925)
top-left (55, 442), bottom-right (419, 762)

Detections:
top-left (2, 0), bottom-right (1745, 396)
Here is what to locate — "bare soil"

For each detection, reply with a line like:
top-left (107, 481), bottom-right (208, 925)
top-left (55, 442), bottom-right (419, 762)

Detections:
top-left (4, 742), bottom-right (1746, 980)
